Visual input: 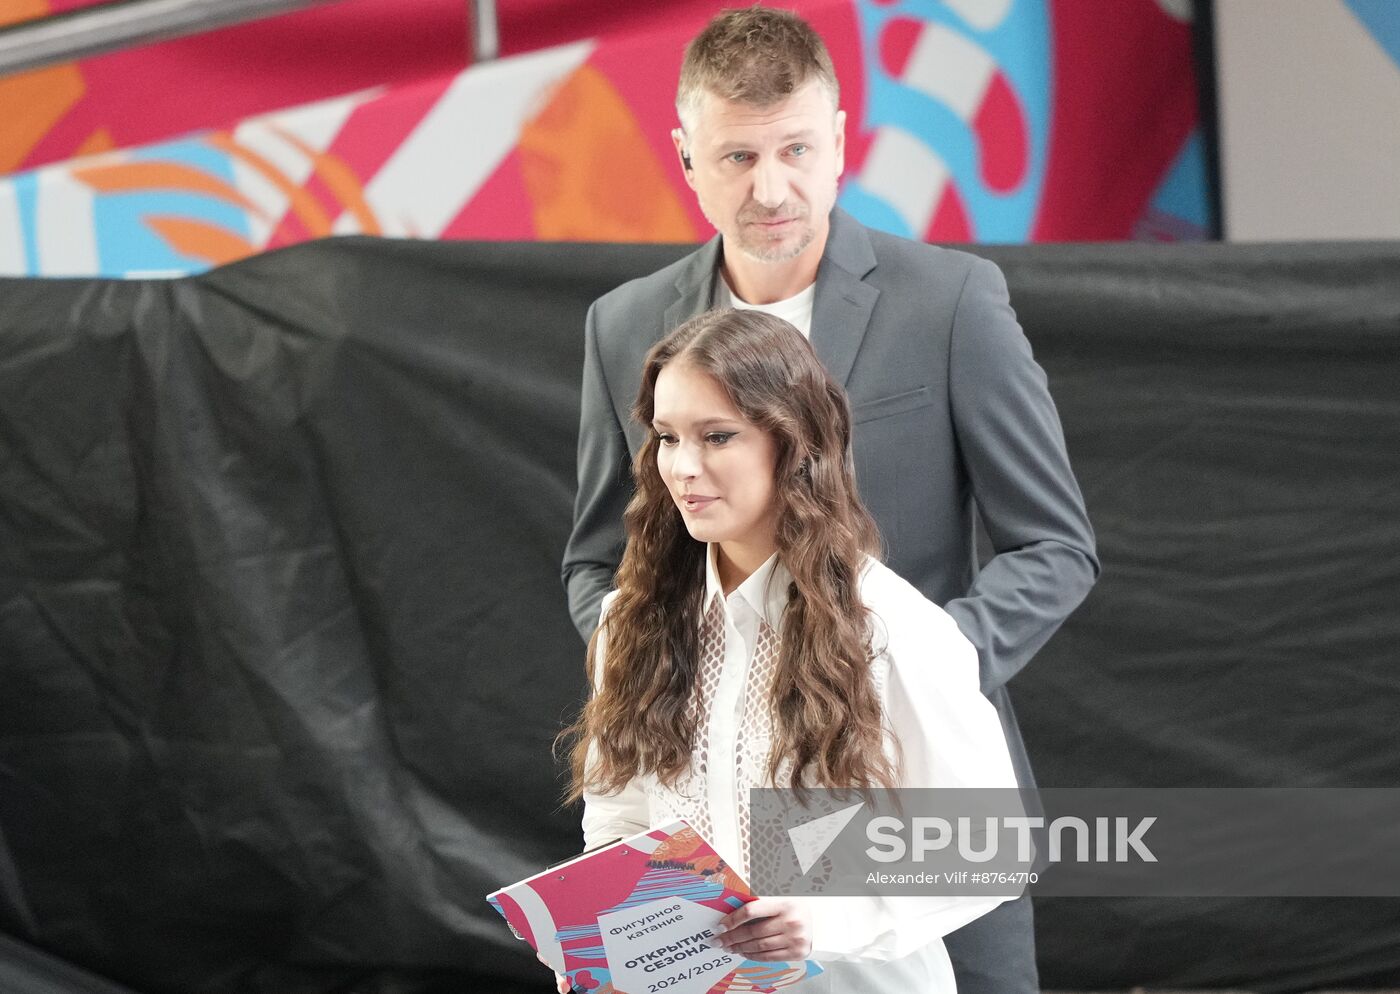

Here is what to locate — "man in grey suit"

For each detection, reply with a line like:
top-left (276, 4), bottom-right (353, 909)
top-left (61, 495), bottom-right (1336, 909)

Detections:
top-left (562, 8), bottom-right (1098, 992)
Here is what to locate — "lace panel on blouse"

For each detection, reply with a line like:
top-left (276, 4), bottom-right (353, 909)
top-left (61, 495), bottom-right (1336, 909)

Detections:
top-left (645, 596), bottom-right (789, 875)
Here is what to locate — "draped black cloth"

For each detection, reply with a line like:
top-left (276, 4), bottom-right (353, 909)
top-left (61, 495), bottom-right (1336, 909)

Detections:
top-left (1, 239), bottom-right (1397, 993)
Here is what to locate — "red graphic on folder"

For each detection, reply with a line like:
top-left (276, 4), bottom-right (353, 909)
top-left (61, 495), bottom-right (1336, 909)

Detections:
top-left (488, 820), bottom-right (822, 994)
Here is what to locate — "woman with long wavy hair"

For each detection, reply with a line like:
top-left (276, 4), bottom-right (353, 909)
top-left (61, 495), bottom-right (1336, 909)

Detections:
top-left (558, 309), bottom-right (1018, 993)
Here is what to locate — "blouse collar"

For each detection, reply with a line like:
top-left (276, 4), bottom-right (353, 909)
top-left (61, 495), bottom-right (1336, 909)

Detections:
top-left (702, 543), bottom-right (793, 628)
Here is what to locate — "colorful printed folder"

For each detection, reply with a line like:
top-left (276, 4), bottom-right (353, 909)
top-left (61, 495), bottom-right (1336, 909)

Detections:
top-left (488, 819), bottom-right (823, 994)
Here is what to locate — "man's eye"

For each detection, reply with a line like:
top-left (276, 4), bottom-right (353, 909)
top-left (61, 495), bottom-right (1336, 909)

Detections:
top-left (727, 151), bottom-right (752, 164)
top-left (706, 432), bottom-right (736, 445)
top-left (789, 144), bottom-right (809, 156)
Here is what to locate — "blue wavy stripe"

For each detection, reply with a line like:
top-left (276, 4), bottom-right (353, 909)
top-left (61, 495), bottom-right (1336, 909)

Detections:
top-left (599, 868), bottom-right (725, 914)
top-left (564, 945), bottom-right (607, 959)
top-left (554, 925), bottom-right (601, 939)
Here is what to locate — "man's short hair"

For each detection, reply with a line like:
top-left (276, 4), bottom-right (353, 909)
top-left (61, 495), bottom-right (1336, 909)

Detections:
top-left (676, 6), bottom-right (840, 131)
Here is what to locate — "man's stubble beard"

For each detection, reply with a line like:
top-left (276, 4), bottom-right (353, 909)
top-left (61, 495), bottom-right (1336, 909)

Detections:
top-left (736, 222), bottom-right (818, 264)
top-left (718, 182), bottom-right (838, 266)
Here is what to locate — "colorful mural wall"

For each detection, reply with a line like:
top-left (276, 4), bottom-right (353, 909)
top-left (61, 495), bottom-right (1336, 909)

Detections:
top-left (0, 0), bottom-right (472, 176)
top-left (0, 0), bottom-right (1208, 277)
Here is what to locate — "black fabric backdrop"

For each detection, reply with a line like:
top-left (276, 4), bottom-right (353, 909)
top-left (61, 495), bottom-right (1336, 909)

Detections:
top-left (0, 238), bottom-right (1397, 994)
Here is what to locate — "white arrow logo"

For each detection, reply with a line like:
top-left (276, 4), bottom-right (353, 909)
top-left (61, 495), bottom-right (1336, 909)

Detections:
top-left (787, 803), bottom-right (865, 875)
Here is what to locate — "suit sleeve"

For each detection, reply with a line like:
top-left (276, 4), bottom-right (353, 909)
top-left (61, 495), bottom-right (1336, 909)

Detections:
top-left (561, 299), bottom-right (632, 641)
top-left (944, 257), bottom-right (1100, 694)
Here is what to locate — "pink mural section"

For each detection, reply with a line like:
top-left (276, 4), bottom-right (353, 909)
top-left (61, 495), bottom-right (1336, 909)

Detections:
top-left (1034, 0), bottom-right (1199, 239)
top-left (0, 0), bottom-right (471, 176)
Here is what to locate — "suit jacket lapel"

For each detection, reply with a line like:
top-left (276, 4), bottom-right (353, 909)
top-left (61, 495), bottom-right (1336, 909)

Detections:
top-left (666, 212), bottom-right (878, 389)
top-left (664, 234), bottom-right (723, 332)
top-left (810, 207), bottom-right (879, 388)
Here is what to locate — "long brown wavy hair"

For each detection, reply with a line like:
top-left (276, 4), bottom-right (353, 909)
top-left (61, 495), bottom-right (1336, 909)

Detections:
top-left (562, 309), bottom-right (897, 803)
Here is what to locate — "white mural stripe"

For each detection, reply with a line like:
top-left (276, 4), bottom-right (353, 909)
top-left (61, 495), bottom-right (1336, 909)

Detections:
top-left (905, 22), bottom-right (996, 119)
top-left (231, 90), bottom-right (370, 246)
top-left (36, 171), bottom-right (98, 276)
top-left (357, 40), bottom-right (593, 238)
top-left (944, 0), bottom-right (1013, 32)
top-left (855, 125), bottom-right (950, 236)
top-left (331, 204), bottom-right (360, 236)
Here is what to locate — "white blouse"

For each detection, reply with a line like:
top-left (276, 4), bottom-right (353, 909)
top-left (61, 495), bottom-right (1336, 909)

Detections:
top-left (581, 546), bottom-right (1019, 992)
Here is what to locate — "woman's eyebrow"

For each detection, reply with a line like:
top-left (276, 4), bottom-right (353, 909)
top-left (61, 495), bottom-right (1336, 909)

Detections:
top-left (652, 417), bottom-right (742, 429)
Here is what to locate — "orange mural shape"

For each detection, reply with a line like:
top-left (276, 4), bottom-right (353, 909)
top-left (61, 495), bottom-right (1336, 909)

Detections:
top-left (268, 124), bottom-right (382, 236)
top-left (142, 216), bottom-right (258, 267)
top-left (63, 128), bottom-right (384, 265)
top-left (72, 159), bottom-right (269, 218)
top-left (0, 63), bottom-right (85, 174)
top-left (206, 131), bottom-right (334, 238)
top-left (0, 0), bottom-right (50, 29)
top-left (518, 64), bottom-right (697, 243)
top-left (74, 127), bottom-right (115, 158)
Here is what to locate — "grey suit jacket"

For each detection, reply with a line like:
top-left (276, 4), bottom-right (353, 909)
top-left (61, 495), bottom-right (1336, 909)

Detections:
top-left (561, 207), bottom-right (1099, 790)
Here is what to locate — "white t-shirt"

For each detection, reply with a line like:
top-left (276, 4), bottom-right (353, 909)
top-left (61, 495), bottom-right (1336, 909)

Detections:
top-left (722, 278), bottom-right (816, 338)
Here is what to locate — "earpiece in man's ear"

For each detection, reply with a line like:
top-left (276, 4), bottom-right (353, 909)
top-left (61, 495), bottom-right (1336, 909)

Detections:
top-left (672, 127), bottom-right (694, 171)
